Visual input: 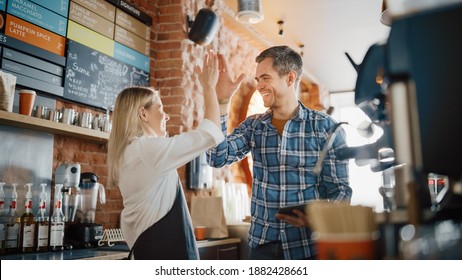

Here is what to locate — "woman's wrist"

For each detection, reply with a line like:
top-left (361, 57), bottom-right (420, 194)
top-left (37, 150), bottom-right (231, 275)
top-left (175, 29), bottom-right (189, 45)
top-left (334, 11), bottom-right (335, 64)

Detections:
top-left (218, 98), bottom-right (229, 104)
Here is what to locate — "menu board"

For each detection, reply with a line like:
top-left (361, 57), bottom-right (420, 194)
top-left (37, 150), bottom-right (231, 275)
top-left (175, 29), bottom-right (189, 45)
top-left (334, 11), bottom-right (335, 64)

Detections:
top-left (63, 40), bottom-right (149, 110)
top-left (1, 0), bottom-right (152, 109)
top-left (7, 0), bottom-right (68, 37)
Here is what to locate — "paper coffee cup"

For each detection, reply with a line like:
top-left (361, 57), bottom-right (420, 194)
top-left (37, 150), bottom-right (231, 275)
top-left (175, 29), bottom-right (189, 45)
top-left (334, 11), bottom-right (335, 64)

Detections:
top-left (313, 232), bottom-right (379, 260)
top-left (194, 226), bottom-right (206, 241)
top-left (18, 89), bottom-right (36, 116)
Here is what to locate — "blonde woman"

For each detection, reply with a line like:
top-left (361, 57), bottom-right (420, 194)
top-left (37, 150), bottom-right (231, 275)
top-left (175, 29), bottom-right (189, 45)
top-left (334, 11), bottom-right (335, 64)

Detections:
top-left (108, 51), bottom-right (241, 259)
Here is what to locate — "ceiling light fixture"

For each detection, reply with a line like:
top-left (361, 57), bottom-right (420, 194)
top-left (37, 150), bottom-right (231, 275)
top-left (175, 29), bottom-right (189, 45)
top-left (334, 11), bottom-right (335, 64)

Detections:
top-left (278, 20), bottom-right (284, 36)
top-left (236, 0), bottom-right (264, 24)
top-left (299, 44), bottom-right (305, 57)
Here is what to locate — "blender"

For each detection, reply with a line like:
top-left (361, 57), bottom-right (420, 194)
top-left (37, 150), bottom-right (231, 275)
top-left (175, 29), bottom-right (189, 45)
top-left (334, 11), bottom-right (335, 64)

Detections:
top-left (66, 172), bottom-right (106, 248)
top-left (54, 163), bottom-right (81, 223)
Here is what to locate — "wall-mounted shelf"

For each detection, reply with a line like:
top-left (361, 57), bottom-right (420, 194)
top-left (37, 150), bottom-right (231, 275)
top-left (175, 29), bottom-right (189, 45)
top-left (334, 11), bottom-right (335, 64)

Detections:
top-left (0, 110), bottom-right (109, 143)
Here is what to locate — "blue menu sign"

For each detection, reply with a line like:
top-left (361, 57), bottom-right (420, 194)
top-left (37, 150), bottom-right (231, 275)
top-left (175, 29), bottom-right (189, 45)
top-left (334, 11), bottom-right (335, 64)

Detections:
top-left (7, 0), bottom-right (67, 36)
top-left (29, 0), bottom-right (70, 18)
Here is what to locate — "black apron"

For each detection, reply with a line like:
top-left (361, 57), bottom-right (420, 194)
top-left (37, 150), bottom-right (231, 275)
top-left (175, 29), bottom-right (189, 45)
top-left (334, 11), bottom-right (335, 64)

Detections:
top-left (129, 182), bottom-right (199, 260)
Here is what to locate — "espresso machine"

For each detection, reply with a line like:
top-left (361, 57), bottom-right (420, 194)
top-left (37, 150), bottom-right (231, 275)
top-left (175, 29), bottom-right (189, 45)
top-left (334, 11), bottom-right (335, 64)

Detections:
top-left (65, 172), bottom-right (106, 248)
top-left (337, 3), bottom-right (462, 259)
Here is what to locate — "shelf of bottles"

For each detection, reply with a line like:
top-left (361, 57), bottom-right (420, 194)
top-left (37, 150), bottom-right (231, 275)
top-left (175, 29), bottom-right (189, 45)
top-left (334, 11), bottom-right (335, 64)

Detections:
top-left (0, 182), bottom-right (65, 255)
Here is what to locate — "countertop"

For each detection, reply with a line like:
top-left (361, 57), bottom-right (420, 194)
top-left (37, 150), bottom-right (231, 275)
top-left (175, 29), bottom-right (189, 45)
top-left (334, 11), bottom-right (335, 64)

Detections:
top-left (0, 243), bottom-right (131, 260)
top-left (0, 238), bottom-right (241, 260)
top-left (196, 237), bottom-right (240, 248)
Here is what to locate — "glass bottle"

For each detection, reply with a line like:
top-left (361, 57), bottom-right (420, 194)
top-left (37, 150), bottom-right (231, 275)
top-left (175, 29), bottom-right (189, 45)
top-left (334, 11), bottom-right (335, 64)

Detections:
top-left (49, 184), bottom-right (65, 251)
top-left (20, 183), bottom-right (35, 253)
top-left (35, 183), bottom-right (49, 252)
top-left (0, 182), bottom-right (6, 255)
top-left (5, 183), bottom-right (20, 254)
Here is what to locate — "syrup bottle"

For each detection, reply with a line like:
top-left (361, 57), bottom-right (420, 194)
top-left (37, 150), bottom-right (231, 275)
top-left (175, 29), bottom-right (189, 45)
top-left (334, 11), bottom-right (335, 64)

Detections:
top-left (20, 183), bottom-right (35, 253)
top-left (0, 182), bottom-right (6, 255)
top-left (35, 183), bottom-right (49, 252)
top-left (5, 183), bottom-right (20, 254)
top-left (49, 184), bottom-right (65, 251)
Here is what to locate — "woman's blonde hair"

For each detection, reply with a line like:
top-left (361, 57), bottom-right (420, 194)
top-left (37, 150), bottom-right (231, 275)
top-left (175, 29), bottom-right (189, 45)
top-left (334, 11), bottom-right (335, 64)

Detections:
top-left (107, 86), bottom-right (159, 187)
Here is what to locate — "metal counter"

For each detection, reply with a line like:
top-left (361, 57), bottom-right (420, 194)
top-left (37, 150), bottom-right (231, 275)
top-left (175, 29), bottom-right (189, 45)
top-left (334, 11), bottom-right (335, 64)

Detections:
top-left (1, 238), bottom-right (242, 260)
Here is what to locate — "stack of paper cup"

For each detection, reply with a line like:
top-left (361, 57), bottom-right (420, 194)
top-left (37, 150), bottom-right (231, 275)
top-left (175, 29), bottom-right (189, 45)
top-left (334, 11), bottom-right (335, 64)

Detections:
top-left (0, 71), bottom-right (17, 112)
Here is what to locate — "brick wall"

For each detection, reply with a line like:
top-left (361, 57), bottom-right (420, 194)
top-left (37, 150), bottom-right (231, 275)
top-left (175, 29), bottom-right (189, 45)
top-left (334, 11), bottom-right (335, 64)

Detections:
top-left (55, 0), bottom-right (324, 229)
top-left (53, 100), bottom-right (120, 228)
top-left (57, 0), bottom-right (326, 232)
top-left (53, 0), bottom-right (262, 230)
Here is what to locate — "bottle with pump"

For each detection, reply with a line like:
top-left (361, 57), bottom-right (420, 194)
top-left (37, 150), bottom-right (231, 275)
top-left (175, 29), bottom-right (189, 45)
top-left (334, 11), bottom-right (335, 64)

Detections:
top-left (5, 183), bottom-right (20, 254)
top-left (20, 183), bottom-right (36, 253)
top-left (49, 184), bottom-right (65, 251)
top-left (0, 182), bottom-right (6, 254)
top-left (35, 183), bottom-right (49, 252)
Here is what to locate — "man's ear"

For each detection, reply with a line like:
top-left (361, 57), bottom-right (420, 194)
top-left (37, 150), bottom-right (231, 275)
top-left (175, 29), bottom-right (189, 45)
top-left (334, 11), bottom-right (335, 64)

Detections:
top-left (287, 71), bottom-right (297, 86)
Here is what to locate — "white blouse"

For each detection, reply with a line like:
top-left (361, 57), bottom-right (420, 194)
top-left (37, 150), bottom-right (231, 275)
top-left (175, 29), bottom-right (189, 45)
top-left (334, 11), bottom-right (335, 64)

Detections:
top-left (118, 119), bottom-right (224, 248)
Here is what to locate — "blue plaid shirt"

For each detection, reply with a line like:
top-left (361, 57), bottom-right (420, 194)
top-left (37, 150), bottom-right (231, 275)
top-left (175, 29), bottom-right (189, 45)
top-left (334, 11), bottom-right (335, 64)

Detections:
top-left (206, 102), bottom-right (351, 260)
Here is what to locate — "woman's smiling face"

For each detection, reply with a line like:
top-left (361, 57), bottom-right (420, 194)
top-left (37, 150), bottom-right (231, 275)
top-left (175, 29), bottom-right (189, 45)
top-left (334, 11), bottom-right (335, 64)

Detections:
top-left (141, 94), bottom-right (170, 137)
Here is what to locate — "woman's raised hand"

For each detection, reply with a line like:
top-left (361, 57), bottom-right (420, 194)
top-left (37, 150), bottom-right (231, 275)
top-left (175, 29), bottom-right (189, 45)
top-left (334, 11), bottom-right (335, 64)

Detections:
top-left (195, 50), bottom-right (219, 91)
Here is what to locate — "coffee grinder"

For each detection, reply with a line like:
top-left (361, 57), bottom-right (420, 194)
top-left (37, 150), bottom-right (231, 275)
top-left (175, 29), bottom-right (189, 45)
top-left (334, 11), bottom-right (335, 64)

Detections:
top-left (65, 172), bottom-right (105, 248)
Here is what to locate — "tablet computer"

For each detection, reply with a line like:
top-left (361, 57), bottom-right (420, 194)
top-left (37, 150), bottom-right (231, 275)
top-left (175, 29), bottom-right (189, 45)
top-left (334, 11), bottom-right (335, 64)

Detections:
top-left (277, 202), bottom-right (309, 216)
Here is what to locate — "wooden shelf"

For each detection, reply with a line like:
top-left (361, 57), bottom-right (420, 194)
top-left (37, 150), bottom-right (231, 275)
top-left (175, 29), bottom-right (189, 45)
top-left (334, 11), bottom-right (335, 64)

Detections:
top-left (0, 110), bottom-right (109, 143)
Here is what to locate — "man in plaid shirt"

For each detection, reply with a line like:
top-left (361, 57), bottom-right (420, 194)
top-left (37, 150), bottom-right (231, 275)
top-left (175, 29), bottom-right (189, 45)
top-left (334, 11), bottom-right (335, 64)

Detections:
top-left (208, 46), bottom-right (352, 260)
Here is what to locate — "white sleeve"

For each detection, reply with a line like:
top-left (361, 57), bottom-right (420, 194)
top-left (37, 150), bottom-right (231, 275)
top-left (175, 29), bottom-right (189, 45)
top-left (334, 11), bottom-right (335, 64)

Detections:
top-left (132, 119), bottom-right (224, 175)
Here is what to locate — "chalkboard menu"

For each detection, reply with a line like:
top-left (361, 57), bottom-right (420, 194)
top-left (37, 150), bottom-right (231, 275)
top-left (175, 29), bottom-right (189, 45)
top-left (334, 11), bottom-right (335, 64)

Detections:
top-left (64, 40), bottom-right (149, 110)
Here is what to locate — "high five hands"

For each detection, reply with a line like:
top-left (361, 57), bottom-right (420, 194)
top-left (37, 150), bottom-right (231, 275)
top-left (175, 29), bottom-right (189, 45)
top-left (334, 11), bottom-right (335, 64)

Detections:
top-left (216, 53), bottom-right (246, 101)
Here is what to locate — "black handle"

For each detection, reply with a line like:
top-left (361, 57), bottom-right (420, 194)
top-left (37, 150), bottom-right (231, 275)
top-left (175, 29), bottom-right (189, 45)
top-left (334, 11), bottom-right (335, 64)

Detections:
top-left (80, 172), bottom-right (98, 183)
